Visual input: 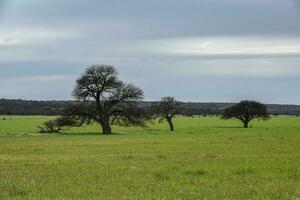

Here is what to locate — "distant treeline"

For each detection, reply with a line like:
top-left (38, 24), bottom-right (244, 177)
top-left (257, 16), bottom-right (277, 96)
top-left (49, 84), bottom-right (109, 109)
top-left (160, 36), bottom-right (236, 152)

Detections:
top-left (1, 99), bottom-right (300, 116)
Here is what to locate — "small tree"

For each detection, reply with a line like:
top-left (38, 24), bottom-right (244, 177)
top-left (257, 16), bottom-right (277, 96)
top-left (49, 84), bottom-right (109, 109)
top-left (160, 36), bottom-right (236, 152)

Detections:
top-left (38, 116), bottom-right (78, 133)
top-left (68, 64), bottom-right (150, 134)
top-left (221, 100), bottom-right (270, 128)
top-left (153, 96), bottom-right (181, 131)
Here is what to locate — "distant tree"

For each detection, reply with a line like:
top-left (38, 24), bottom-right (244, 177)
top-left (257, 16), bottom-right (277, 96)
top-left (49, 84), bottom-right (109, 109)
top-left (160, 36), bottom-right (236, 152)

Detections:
top-left (65, 65), bottom-right (151, 135)
top-left (221, 100), bottom-right (270, 128)
top-left (153, 97), bottom-right (181, 131)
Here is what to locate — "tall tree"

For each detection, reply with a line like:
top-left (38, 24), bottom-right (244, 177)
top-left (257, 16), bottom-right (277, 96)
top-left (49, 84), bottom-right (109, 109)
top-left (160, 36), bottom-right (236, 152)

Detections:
top-left (221, 100), bottom-right (270, 128)
top-left (69, 65), bottom-right (149, 134)
top-left (153, 96), bottom-right (181, 131)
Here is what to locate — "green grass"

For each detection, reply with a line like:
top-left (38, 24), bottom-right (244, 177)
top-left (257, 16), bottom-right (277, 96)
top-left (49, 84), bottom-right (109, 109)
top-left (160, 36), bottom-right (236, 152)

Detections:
top-left (0, 116), bottom-right (300, 199)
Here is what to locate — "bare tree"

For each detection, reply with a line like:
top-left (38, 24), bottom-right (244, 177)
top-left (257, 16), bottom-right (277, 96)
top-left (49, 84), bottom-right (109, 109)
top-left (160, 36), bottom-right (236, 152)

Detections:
top-left (221, 100), bottom-right (270, 128)
top-left (68, 65), bottom-right (150, 134)
top-left (153, 96), bottom-right (181, 131)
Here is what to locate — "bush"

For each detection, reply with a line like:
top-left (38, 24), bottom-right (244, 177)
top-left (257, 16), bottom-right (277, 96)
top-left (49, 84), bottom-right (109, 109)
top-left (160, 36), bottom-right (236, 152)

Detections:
top-left (38, 116), bottom-right (78, 133)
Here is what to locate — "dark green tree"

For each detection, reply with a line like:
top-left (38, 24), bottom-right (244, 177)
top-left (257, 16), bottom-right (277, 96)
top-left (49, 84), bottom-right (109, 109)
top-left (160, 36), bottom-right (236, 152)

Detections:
top-left (38, 116), bottom-right (79, 133)
top-left (221, 100), bottom-right (270, 128)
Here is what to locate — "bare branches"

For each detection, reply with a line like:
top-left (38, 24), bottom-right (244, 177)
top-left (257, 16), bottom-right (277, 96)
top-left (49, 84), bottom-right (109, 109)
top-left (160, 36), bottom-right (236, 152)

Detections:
top-left (72, 65), bottom-right (120, 101)
top-left (70, 65), bottom-right (148, 134)
top-left (111, 103), bottom-right (152, 127)
top-left (62, 103), bottom-right (96, 124)
top-left (152, 96), bottom-right (181, 131)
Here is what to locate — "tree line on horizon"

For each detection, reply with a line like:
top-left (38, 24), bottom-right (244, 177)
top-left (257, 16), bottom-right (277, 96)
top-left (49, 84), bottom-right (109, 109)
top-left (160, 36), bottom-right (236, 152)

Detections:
top-left (38, 65), bottom-right (272, 135)
top-left (1, 99), bottom-right (300, 116)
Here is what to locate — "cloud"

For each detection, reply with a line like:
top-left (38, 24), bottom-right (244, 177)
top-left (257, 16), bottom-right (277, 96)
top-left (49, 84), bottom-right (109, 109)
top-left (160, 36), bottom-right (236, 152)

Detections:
top-left (1, 35), bottom-right (300, 79)
top-left (0, 74), bottom-right (76, 82)
top-left (0, 0), bottom-right (300, 103)
top-left (161, 59), bottom-right (300, 78)
top-left (0, 27), bottom-right (82, 46)
top-left (139, 36), bottom-right (300, 56)
top-left (0, 0), bottom-right (7, 15)
top-left (0, 74), bottom-right (76, 100)
top-left (2, 0), bottom-right (300, 38)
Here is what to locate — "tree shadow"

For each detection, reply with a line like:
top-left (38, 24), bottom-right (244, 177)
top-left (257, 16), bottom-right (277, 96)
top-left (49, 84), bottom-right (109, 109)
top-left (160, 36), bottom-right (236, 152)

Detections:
top-left (59, 132), bottom-right (128, 136)
top-left (213, 126), bottom-right (244, 129)
top-left (143, 129), bottom-right (163, 135)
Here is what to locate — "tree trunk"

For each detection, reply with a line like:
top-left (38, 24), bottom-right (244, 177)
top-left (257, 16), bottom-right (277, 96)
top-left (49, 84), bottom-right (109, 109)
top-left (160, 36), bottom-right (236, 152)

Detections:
top-left (243, 121), bottom-right (249, 128)
top-left (100, 120), bottom-right (112, 134)
top-left (167, 118), bottom-right (174, 131)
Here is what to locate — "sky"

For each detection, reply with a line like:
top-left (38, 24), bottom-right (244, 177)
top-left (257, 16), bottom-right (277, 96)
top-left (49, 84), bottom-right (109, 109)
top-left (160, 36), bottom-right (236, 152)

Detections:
top-left (0, 0), bottom-right (300, 104)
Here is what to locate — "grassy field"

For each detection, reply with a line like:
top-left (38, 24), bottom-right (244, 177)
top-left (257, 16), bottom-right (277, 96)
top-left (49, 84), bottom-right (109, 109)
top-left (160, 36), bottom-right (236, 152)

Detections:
top-left (0, 116), bottom-right (300, 199)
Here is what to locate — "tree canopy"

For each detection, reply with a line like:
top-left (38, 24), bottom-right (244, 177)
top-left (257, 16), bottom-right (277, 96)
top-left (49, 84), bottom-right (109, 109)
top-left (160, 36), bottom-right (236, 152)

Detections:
top-left (222, 100), bottom-right (270, 128)
top-left (66, 65), bottom-right (151, 134)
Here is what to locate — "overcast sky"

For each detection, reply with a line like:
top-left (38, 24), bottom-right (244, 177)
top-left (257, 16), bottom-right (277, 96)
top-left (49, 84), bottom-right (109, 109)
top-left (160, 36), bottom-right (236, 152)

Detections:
top-left (0, 0), bottom-right (300, 104)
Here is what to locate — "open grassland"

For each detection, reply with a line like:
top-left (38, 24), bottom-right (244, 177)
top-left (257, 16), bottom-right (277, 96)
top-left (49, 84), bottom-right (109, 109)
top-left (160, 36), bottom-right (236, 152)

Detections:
top-left (0, 116), bottom-right (300, 199)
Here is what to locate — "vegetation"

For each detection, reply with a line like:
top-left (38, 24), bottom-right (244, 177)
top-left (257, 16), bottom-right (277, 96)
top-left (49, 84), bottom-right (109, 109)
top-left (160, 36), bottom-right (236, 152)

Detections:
top-left (68, 65), bottom-right (150, 134)
top-left (222, 101), bottom-right (271, 128)
top-left (2, 99), bottom-right (300, 116)
top-left (37, 116), bottom-right (79, 133)
top-left (0, 65), bottom-right (298, 198)
top-left (152, 96), bottom-right (181, 131)
top-left (0, 116), bottom-right (300, 199)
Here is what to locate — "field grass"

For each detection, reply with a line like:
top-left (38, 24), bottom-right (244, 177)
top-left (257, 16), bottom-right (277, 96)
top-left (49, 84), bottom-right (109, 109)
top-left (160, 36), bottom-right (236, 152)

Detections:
top-left (0, 116), bottom-right (300, 199)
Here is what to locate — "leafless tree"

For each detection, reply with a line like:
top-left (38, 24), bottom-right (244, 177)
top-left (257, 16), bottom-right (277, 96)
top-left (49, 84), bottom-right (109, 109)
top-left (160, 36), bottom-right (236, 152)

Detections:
top-left (153, 96), bottom-right (181, 131)
top-left (67, 65), bottom-right (150, 134)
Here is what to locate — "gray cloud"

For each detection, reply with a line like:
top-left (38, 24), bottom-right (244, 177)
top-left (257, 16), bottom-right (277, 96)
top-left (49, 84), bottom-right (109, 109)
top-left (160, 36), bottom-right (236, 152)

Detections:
top-left (0, 0), bottom-right (300, 103)
top-left (2, 0), bottom-right (300, 37)
top-left (0, 0), bottom-right (7, 23)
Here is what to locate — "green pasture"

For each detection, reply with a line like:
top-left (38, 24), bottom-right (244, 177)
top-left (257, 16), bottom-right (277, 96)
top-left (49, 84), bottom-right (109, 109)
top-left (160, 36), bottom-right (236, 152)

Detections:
top-left (0, 116), bottom-right (299, 199)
